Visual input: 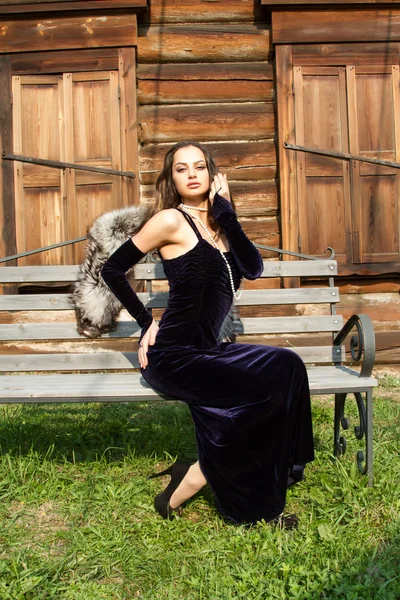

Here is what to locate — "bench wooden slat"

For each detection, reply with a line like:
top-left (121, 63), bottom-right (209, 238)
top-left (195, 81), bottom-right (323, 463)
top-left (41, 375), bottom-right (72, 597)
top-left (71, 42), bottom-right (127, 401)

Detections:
top-left (0, 287), bottom-right (340, 311)
top-left (0, 345), bottom-right (346, 372)
top-left (0, 367), bottom-right (377, 404)
top-left (0, 316), bottom-right (344, 341)
top-left (0, 260), bottom-right (337, 283)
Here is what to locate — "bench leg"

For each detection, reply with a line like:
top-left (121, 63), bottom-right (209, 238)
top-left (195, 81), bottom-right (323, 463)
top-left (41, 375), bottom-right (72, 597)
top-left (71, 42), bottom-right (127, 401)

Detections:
top-left (333, 390), bottom-right (373, 486)
top-left (365, 389), bottom-right (373, 487)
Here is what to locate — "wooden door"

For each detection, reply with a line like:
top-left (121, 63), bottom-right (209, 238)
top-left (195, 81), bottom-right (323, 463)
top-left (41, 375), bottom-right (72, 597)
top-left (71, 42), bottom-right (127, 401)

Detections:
top-left (12, 51), bottom-right (137, 265)
top-left (293, 66), bottom-right (351, 264)
top-left (292, 63), bottom-right (400, 266)
top-left (347, 65), bottom-right (400, 264)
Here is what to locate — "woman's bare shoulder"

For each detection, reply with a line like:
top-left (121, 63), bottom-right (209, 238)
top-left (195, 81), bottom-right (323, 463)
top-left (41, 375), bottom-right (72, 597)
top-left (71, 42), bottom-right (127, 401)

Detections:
top-left (146, 208), bottom-right (183, 231)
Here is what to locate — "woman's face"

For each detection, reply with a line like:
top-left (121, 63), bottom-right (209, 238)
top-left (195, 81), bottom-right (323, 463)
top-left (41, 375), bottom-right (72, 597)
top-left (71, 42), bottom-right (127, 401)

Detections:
top-left (172, 145), bottom-right (210, 203)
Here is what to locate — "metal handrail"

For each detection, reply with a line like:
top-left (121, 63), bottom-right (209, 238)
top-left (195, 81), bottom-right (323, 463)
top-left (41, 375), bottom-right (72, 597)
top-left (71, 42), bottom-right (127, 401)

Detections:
top-left (2, 152), bottom-right (136, 179)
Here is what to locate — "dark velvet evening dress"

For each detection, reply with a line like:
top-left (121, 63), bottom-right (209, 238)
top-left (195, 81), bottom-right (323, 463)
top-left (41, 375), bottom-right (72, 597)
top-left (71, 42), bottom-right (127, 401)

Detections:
top-left (101, 194), bottom-right (314, 525)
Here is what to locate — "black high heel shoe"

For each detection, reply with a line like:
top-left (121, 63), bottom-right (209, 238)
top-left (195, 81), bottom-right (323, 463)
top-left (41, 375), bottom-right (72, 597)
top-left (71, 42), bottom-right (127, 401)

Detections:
top-left (148, 459), bottom-right (192, 520)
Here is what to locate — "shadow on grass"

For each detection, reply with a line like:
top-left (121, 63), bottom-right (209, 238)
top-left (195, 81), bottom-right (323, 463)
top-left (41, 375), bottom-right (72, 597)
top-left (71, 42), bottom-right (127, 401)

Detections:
top-left (0, 401), bottom-right (199, 463)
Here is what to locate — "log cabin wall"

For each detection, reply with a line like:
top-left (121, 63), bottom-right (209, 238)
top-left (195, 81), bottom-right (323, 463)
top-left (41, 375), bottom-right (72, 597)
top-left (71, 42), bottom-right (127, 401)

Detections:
top-left (269, 2), bottom-right (400, 366)
top-left (135, 0), bottom-right (277, 260)
top-left (0, 0), bottom-right (399, 367)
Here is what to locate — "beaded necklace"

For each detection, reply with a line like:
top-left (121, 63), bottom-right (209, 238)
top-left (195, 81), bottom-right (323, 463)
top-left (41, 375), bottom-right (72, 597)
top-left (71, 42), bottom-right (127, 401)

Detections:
top-left (178, 203), bottom-right (244, 300)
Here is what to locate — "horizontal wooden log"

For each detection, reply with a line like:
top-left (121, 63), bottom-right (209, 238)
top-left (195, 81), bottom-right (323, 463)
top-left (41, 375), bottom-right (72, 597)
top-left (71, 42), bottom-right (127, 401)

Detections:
top-left (10, 48), bottom-right (119, 74)
top-left (138, 79), bottom-right (274, 105)
top-left (141, 181), bottom-right (278, 216)
top-left (137, 24), bottom-right (271, 63)
top-left (144, 0), bottom-right (263, 24)
top-left (137, 62), bottom-right (273, 81)
top-left (266, 0), bottom-right (400, 4)
top-left (0, 14), bottom-right (137, 54)
top-left (337, 293), bottom-right (400, 323)
top-left (338, 262), bottom-right (400, 277)
top-left (140, 166), bottom-right (276, 186)
top-left (0, 0), bottom-right (146, 12)
top-left (138, 103), bottom-right (274, 143)
top-left (292, 42), bottom-right (400, 66)
top-left (272, 9), bottom-right (400, 45)
top-left (0, 366), bottom-right (377, 403)
top-left (140, 140), bottom-right (276, 171)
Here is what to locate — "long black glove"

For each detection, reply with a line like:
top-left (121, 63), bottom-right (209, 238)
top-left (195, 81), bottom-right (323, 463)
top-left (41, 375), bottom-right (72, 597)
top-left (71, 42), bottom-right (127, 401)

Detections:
top-left (101, 239), bottom-right (153, 337)
top-left (212, 193), bottom-right (264, 280)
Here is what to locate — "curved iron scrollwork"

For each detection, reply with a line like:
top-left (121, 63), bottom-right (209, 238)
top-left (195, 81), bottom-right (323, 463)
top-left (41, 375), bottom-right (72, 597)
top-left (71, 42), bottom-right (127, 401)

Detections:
top-left (333, 313), bottom-right (375, 378)
top-left (334, 392), bottom-right (367, 475)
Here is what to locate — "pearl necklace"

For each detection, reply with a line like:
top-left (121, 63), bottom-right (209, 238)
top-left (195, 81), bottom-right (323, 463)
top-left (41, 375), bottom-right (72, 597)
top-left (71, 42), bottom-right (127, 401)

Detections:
top-left (179, 204), bottom-right (244, 300)
top-left (180, 203), bottom-right (208, 212)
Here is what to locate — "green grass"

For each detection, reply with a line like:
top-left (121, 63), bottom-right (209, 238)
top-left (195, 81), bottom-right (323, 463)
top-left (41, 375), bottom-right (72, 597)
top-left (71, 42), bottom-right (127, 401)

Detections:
top-left (0, 375), bottom-right (399, 599)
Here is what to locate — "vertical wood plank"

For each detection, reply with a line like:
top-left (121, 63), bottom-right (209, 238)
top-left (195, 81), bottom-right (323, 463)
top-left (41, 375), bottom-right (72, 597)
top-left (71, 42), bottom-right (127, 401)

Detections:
top-left (109, 69), bottom-right (122, 209)
top-left (0, 56), bottom-right (16, 270)
top-left (392, 64), bottom-right (400, 262)
top-left (58, 74), bottom-right (68, 264)
top-left (276, 45), bottom-right (297, 255)
top-left (63, 72), bottom-right (77, 263)
top-left (275, 45), bottom-right (299, 286)
top-left (293, 66), bottom-right (307, 254)
top-left (12, 76), bottom-right (25, 265)
top-left (119, 47), bottom-right (139, 206)
top-left (339, 66), bottom-right (353, 263)
top-left (346, 65), bottom-right (361, 263)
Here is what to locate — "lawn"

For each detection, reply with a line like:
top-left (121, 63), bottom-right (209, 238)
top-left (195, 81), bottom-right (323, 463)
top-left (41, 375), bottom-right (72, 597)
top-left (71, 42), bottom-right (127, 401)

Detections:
top-left (0, 373), bottom-right (399, 599)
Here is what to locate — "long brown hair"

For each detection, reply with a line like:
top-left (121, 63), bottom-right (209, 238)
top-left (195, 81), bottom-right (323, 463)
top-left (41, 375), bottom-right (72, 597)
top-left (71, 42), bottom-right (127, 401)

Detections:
top-left (154, 141), bottom-right (236, 228)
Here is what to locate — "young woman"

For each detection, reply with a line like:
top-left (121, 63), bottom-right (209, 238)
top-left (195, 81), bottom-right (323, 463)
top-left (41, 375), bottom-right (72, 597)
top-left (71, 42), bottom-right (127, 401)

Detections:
top-left (101, 141), bottom-right (314, 528)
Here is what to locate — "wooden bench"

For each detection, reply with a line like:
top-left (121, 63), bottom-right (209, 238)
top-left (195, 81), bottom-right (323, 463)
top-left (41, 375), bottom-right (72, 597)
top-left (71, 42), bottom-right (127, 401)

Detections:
top-left (0, 258), bottom-right (377, 484)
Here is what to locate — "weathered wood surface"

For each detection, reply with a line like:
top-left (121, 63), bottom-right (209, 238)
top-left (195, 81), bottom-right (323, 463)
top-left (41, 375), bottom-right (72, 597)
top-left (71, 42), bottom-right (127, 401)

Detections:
top-left (292, 43), bottom-right (400, 66)
top-left (266, 0), bottom-right (400, 4)
top-left (0, 0), bottom-right (146, 12)
top-left (0, 261), bottom-right (339, 283)
top-left (137, 25), bottom-right (271, 63)
top-left (0, 367), bottom-right (377, 403)
top-left (141, 181), bottom-right (278, 216)
top-left (138, 103), bottom-right (274, 143)
top-left (10, 48), bottom-right (119, 74)
top-left (0, 56), bottom-right (16, 273)
top-left (272, 10), bottom-right (400, 44)
top-left (137, 63), bottom-right (273, 81)
top-left (1, 329), bottom-right (397, 364)
top-left (0, 14), bottom-right (137, 54)
top-left (0, 345), bottom-right (347, 372)
top-left (0, 314), bottom-right (344, 341)
top-left (0, 288), bottom-right (340, 312)
top-left (145, 0), bottom-right (263, 24)
top-left (140, 140), bottom-right (276, 171)
top-left (138, 79), bottom-right (274, 105)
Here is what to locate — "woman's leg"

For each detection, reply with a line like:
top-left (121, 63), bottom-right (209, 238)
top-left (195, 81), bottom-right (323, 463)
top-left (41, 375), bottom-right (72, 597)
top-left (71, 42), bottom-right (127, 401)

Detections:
top-left (169, 461), bottom-right (207, 509)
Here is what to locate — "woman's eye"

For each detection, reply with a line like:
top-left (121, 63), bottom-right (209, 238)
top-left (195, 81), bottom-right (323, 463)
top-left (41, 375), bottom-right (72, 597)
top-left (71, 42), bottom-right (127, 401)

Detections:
top-left (197, 165), bottom-right (206, 170)
top-left (176, 168), bottom-right (186, 173)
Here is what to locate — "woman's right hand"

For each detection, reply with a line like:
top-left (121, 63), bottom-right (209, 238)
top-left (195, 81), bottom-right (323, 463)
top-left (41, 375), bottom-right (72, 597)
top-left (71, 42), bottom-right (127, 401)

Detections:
top-left (138, 319), bottom-right (159, 369)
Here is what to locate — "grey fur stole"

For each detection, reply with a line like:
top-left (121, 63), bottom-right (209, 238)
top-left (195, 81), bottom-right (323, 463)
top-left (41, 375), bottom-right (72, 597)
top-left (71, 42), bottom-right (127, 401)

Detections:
top-left (72, 204), bottom-right (241, 341)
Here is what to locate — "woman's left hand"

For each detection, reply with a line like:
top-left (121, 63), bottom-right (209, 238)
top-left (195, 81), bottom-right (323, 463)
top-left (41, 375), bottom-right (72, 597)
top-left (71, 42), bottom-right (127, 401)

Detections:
top-left (209, 173), bottom-right (231, 204)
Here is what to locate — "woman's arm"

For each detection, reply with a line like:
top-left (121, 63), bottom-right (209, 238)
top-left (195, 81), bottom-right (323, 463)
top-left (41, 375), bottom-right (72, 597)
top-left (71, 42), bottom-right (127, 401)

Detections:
top-left (101, 209), bottom-right (181, 367)
top-left (210, 174), bottom-right (264, 280)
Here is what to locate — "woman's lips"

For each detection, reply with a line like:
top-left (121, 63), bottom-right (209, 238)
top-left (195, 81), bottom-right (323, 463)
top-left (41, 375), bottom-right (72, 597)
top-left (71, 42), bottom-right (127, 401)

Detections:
top-left (187, 182), bottom-right (201, 189)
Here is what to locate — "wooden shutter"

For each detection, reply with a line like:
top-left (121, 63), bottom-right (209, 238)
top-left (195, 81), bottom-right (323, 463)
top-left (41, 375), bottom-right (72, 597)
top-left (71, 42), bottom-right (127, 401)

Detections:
top-left (293, 66), bottom-right (351, 264)
top-left (12, 49), bottom-right (137, 266)
top-left (347, 65), bottom-right (400, 263)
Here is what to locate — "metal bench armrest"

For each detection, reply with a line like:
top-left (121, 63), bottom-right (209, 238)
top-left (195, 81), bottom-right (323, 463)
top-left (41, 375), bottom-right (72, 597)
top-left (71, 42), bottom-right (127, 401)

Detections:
top-left (333, 314), bottom-right (375, 378)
